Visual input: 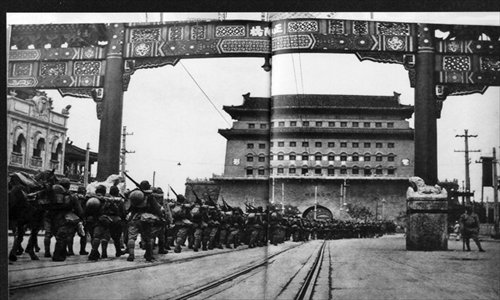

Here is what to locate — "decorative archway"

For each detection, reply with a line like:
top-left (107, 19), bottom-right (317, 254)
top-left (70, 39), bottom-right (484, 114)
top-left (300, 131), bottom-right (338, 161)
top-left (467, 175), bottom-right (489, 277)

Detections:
top-left (7, 19), bottom-right (499, 182)
top-left (303, 205), bottom-right (333, 220)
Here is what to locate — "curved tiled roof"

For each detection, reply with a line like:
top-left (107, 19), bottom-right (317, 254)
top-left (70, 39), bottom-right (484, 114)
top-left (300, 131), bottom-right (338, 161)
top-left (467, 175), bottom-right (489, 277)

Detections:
top-left (272, 94), bottom-right (412, 109)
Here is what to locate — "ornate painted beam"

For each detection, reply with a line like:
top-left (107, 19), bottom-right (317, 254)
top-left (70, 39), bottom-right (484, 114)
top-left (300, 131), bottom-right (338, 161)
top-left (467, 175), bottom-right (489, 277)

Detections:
top-left (7, 19), bottom-right (500, 183)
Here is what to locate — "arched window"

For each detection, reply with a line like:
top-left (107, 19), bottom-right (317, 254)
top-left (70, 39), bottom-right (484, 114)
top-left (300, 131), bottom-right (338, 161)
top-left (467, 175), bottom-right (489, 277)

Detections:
top-left (388, 153), bottom-right (395, 162)
top-left (352, 152), bottom-right (359, 162)
top-left (375, 165), bottom-right (383, 175)
top-left (277, 165), bottom-right (284, 174)
top-left (364, 153), bottom-right (371, 162)
top-left (340, 166), bottom-right (347, 175)
top-left (340, 152), bottom-right (347, 161)
top-left (352, 165), bottom-right (359, 175)
top-left (51, 142), bottom-right (63, 161)
top-left (13, 133), bottom-right (26, 154)
top-left (301, 152), bottom-right (309, 161)
top-left (327, 152), bottom-right (335, 161)
top-left (33, 137), bottom-right (45, 158)
top-left (314, 166), bottom-right (322, 175)
top-left (364, 166), bottom-right (372, 176)
top-left (246, 153), bottom-right (254, 162)
top-left (314, 152), bottom-right (322, 161)
top-left (277, 152), bottom-right (284, 161)
top-left (258, 154), bottom-right (266, 162)
top-left (388, 166), bottom-right (395, 175)
top-left (289, 152), bottom-right (296, 161)
top-left (258, 166), bottom-right (265, 176)
top-left (376, 153), bottom-right (383, 162)
top-left (301, 166), bottom-right (309, 175)
top-left (327, 165), bottom-right (335, 176)
top-left (246, 167), bottom-right (253, 176)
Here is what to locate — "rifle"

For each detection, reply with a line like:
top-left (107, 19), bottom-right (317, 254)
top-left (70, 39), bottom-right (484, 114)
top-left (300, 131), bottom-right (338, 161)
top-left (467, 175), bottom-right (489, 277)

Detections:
top-left (190, 187), bottom-right (204, 205)
top-left (169, 185), bottom-right (179, 198)
top-left (221, 195), bottom-right (232, 211)
top-left (123, 172), bottom-right (143, 192)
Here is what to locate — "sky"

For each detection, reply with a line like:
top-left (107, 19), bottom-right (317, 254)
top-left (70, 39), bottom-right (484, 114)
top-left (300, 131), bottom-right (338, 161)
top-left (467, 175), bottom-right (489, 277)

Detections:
top-left (6, 12), bottom-right (500, 201)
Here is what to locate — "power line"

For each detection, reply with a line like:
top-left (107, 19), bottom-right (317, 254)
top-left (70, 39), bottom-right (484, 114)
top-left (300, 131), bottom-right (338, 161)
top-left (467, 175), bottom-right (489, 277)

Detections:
top-left (179, 61), bottom-right (231, 127)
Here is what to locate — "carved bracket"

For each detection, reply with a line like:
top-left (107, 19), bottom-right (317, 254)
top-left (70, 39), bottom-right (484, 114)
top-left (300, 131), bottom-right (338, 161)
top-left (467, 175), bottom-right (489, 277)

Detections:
top-left (122, 57), bottom-right (181, 91)
top-left (58, 87), bottom-right (104, 119)
top-left (355, 52), bottom-right (405, 65)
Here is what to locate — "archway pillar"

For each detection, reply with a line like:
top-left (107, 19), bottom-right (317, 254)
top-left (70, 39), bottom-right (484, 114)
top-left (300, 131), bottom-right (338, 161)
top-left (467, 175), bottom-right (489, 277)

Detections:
top-left (414, 24), bottom-right (438, 185)
top-left (96, 24), bottom-right (125, 181)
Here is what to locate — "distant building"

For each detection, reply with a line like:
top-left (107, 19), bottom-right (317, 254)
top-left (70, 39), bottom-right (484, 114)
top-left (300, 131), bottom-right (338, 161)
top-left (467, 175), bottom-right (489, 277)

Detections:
top-left (213, 92), bottom-right (415, 221)
top-left (7, 89), bottom-right (97, 185)
top-left (64, 139), bottom-right (98, 184)
top-left (7, 89), bottom-right (69, 176)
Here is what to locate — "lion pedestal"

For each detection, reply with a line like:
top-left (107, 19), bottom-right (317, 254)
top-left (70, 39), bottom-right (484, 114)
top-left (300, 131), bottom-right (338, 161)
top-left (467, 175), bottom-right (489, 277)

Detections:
top-left (406, 177), bottom-right (448, 251)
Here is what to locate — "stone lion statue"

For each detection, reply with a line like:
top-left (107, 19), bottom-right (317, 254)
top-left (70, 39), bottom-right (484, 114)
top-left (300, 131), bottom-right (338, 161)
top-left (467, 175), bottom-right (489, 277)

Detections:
top-left (407, 176), bottom-right (447, 198)
top-left (86, 174), bottom-right (125, 196)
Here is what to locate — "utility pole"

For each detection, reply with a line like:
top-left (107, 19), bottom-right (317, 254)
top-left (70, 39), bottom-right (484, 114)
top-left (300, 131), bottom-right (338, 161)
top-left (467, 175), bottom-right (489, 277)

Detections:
top-left (314, 186), bottom-right (318, 220)
top-left (493, 147), bottom-right (499, 238)
top-left (121, 126), bottom-right (135, 190)
top-left (83, 143), bottom-right (90, 186)
top-left (455, 129), bottom-right (480, 204)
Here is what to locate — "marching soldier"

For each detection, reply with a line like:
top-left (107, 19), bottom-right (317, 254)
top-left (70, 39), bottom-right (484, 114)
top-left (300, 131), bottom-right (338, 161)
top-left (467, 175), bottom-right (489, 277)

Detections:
top-left (226, 208), bottom-right (244, 249)
top-left (45, 178), bottom-right (84, 261)
top-left (126, 181), bottom-right (163, 262)
top-left (172, 194), bottom-right (193, 253)
top-left (190, 199), bottom-right (206, 252)
top-left (152, 187), bottom-right (169, 255)
top-left (203, 204), bottom-right (220, 250)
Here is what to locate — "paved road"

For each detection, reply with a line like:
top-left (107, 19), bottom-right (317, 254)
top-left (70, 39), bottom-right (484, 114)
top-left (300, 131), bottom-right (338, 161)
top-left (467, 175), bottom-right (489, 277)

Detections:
top-left (8, 234), bottom-right (500, 300)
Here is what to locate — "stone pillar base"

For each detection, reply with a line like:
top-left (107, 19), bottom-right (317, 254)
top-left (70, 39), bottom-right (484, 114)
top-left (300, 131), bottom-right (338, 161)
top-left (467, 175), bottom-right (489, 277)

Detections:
top-left (406, 178), bottom-right (448, 251)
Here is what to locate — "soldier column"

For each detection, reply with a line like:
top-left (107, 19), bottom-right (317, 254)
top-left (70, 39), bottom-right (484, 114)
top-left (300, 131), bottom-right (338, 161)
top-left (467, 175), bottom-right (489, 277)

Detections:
top-left (414, 24), bottom-right (438, 185)
top-left (97, 23), bottom-right (126, 180)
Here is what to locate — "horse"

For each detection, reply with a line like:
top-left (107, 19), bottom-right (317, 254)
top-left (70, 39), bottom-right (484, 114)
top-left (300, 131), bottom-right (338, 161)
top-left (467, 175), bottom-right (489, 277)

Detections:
top-left (8, 169), bottom-right (57, 261)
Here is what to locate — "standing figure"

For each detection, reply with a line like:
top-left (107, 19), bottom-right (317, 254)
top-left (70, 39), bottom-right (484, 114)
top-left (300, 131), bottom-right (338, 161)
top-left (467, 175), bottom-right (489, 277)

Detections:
top-left (126, 181), bottom-right (163, 262)
top-left (459, 206), bottom-right (485, 252)
top-left (172, 195), bottom-right (193, 253)
top-left (45, 178), bottom-right (84, 261)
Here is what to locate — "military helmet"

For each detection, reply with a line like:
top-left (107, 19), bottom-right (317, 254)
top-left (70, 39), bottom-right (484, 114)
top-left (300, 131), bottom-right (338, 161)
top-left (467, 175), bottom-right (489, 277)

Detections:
top-left (95, 184), bottom-right (107, 195)
top-left (77, 186), bottom-right (87, 195)
top-left (86, 197), bottom-right (101, 214)
top-left (109, 185), bottom-right (120, 197)
top-left (52, 184), bottom-right (66, 194)
top-left (129, 190), bottom-right (146, 207)
top-left (139, 180), bottom-right (152, 192)
top-left (59, 178), bottom-right (71, 189)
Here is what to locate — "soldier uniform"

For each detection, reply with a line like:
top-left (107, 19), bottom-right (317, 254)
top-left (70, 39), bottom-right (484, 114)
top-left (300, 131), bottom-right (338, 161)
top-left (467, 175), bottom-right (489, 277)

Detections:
top-left (172, 195), bottom-right (192, 253)
top-left (45, 178), bottom-right (84, 261)
top-left (126, 181), bottom-right (163, 262)
top-left (460, 206), bottom-right (485, 252)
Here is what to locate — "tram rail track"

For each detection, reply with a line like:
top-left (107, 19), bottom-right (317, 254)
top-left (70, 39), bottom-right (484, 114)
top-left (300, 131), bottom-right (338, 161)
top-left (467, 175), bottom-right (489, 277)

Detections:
top-left (9, 245), bottom-right (250, 291)
top-left (9, 245), bottom-right (248, 273)
top-left (163, 243), bottom-right (304, 300)
top-left (295, 240), bottom-right (326, 300)
top-left (162, 241), bottom-right (326, 300)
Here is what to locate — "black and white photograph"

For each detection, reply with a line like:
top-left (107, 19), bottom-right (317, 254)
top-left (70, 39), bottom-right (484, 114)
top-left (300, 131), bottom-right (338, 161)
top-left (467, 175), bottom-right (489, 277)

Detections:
top-left (5, 12), bottom-right (500, 299)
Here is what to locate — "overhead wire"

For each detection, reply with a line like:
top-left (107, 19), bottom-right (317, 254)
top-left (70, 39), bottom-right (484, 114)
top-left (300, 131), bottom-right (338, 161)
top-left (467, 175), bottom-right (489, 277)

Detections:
top-left (179, 61), bottom-right (232, 127)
